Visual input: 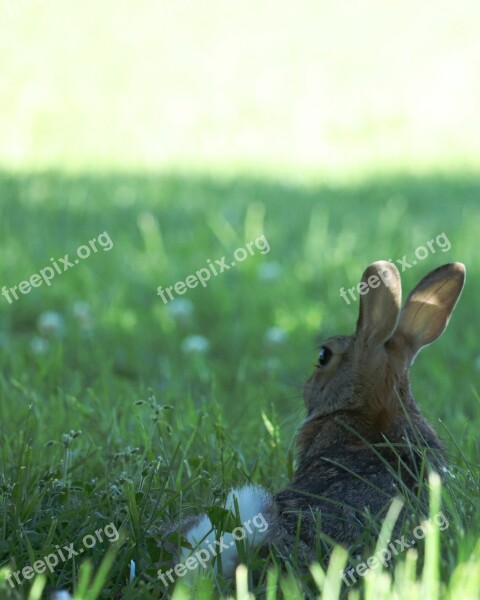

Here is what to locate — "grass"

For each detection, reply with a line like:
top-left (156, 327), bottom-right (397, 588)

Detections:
top-left (0, 0), bottom-right (479, 597)
top-left (0, 172), bottom-right (479, 599)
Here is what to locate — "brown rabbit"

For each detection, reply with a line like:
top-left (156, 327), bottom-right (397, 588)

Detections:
top-left (161, 261), bottom-right (465, 584)
top-left (270, 260), bottom-right (465, 564)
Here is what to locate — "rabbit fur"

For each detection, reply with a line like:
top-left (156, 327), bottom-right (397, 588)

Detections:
top-left (170, 260), bottom-right (465, 578)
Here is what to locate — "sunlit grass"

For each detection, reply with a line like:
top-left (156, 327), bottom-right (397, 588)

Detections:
top-left (0, 0), bottom-right (479, 180)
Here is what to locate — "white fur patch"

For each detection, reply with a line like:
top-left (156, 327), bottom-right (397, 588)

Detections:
top-left (182, 484), bottom-right (272, 579)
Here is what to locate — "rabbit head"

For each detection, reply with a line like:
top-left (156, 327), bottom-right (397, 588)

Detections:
top-left (300, 261), bottom-right (465, 451)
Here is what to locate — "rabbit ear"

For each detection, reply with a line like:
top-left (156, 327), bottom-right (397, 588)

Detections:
top-left (355, 261), bottom-right (402, 347)
top-left (394, 262), bottom-right (465, 362)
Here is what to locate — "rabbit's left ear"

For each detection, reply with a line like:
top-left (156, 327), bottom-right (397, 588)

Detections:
top-left (355, 261), bottom-right (402, 347)
top-left (393, 262), bottom-right (465, 362)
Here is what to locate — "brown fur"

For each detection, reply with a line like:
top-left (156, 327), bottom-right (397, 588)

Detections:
top-left (167, 261), bottom-right (465, 577)
top-left (268, 261), bottom-right (465, 564)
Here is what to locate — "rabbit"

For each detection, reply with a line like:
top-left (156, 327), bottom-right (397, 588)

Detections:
top-left (161, 260), bottom-right (465, 584)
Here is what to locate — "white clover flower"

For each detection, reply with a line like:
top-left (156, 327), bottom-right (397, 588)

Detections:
top-left (257, 262), bottom-right (283, 282)
top-left (181, 335), bottom-right (210, 354)
top-left (37, 311), bottom-right (65, 338)
top-left (166, 299), bottom-right (194, 324)
top-left (73, 300), bottom-right (91, 320)
top-left (264, 326), bottom-right (288, 345)
top-left (73, 301), bottom-right (94, 332)
top-left (30, 336), bottom-right (49, 355)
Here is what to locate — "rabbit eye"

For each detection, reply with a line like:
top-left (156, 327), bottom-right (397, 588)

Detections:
top-left (317, 346), bottom-right (332, 367)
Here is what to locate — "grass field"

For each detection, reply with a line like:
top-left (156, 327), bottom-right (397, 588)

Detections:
top-left (0, 0), bottom-right (479, 599)
top-left (0, 174), bottom-right (479, 599)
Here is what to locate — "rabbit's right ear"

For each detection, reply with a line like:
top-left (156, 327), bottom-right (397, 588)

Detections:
top-left (393, 262), bottom-right (465, 363)
top-left (355, 261), bottom-right (402, 348)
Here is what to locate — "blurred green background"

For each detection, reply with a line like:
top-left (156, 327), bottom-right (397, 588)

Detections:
top-left (0, 1), bottom-right (479, 598)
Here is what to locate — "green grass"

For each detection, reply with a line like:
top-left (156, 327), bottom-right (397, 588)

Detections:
top-left (0, 0), bottom-right (480, 597)
top-left (0, 173), bottom-right (479, 599)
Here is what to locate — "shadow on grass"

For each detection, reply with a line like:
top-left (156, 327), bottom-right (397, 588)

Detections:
top-left (0, 169), bottom-right (478, 433)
